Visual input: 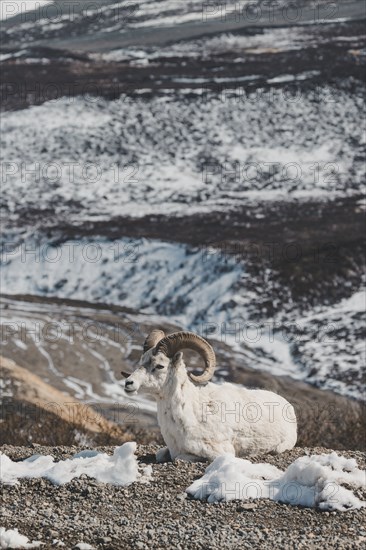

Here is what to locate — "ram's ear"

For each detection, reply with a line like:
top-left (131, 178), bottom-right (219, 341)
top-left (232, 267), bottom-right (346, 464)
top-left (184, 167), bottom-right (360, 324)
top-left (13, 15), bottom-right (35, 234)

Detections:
top-left (172, 351), bottom-right (183, 365)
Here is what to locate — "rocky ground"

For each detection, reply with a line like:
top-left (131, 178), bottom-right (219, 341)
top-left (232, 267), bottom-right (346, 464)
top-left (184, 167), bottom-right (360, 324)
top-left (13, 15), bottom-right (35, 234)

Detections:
top-left (1, 444), bottom-right (365, 549)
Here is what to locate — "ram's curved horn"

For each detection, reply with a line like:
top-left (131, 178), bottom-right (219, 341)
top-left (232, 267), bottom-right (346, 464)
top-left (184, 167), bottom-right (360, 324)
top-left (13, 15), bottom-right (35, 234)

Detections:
top-left (143, 329), bottom-right (166, 353)
top-left (154, 331), bottom-right (216, 384)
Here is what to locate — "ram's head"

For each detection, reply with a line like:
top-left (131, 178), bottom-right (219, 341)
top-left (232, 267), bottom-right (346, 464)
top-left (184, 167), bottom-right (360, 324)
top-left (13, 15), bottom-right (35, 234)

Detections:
top-left (122, 329), bottom-right (216, 396)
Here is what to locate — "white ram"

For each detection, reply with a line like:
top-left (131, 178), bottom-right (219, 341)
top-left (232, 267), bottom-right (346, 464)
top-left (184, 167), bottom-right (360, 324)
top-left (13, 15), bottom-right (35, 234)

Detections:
top-left (123, 330), bottom-right (297, 462)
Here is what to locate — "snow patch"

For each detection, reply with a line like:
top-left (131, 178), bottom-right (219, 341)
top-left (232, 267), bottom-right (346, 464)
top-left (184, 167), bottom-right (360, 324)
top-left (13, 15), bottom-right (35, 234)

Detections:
top-left (187, 452), bottom-right (366, 511)
top-left (0, 442), bottom-right (152, 486)
top-left (0, 528), bottom-right (42, 549)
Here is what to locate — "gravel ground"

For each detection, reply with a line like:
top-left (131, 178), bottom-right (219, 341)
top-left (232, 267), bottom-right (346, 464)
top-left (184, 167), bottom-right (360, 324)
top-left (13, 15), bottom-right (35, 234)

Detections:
top-left (1, 445), bottom-right (365, 549)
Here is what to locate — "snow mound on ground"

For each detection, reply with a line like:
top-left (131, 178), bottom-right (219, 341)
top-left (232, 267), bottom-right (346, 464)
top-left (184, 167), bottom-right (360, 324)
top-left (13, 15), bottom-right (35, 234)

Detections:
top-left (0, 528), bottom-right (42, 549)
top-left (0, 442), bottom-right (152, 486)
top-left (187, 451), bottom-right (366, 511)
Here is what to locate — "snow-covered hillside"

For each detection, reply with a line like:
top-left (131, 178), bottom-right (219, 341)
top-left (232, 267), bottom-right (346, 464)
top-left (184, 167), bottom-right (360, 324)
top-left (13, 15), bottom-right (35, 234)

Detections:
top-left (0, 237), bottom-right (242, 325)
top-left (1, 89), bottom-right (364, 224)
top-left (1, 235), bottom-right (364, 399)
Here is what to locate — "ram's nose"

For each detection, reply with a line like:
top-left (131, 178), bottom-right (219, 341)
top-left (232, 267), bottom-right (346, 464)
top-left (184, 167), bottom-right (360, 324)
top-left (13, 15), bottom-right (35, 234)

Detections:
top-left (124, 379), bottom-right (135, 393)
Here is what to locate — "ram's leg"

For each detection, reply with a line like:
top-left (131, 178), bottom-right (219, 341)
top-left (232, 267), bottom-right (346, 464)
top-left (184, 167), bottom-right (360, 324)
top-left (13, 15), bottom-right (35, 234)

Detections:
top-left (156, 446), bottom-right (172, 463)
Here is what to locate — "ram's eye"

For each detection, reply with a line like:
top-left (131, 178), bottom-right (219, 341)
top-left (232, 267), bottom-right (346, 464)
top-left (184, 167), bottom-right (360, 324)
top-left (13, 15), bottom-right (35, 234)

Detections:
top-left (154, 364), bottom-right (165, 370)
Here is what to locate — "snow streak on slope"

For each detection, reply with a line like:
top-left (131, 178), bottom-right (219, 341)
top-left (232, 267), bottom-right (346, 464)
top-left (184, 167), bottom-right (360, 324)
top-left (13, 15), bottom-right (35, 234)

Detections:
top-left (100, 27), bottom-right (312, 62)
top-left (1, 89), bottom-right (364, 224)
top-left (284, 290), bottom-right (366, 397)
top-left (0, 295), bottom-right (159, 413)
top-left (254, 289), bottom-right (366, 400)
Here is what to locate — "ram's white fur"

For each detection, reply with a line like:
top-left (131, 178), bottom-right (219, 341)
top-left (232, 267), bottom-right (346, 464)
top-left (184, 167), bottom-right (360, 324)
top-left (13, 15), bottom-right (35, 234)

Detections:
top-left (124, 347), bottom-right (297, 462)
